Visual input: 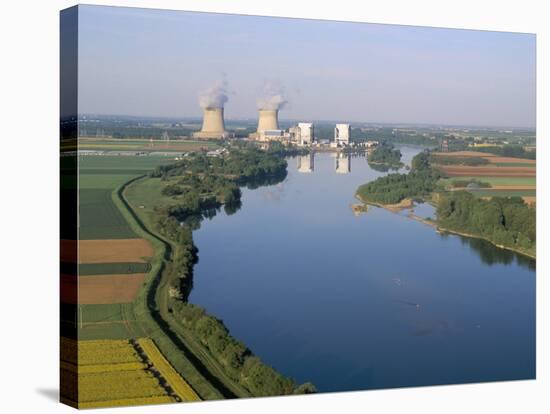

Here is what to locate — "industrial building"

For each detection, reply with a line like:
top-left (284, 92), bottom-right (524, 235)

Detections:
top-left (297, 123), bottom-right (314, 145)
top-left (334, 124), bottom-right (351, 146)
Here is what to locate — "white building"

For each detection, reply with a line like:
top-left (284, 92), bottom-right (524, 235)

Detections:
top-left (334, 123), bottom-right (351, 146)
top-left (297, 122), bottom-right (314, 145)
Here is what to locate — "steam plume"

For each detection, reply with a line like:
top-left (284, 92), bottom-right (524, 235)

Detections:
top-left (199, 77), bottom-right (229, 109)
top-left (257, 80), bottom-right (287, 111)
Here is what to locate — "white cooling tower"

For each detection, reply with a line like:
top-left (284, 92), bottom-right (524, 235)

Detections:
top-left (257, 109), bottom-right (279, 134)
top-left (193, 107), bottom-right (228, 139)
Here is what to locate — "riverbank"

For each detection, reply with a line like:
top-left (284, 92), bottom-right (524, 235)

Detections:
top-left (356, 193), bottom-right (536, 260)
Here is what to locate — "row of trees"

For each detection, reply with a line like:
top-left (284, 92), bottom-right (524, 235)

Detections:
top-left (170, 302), bottom-right (315, 396)
top-left (474, 145), bottom-right (536, 160)
top-left (430, 155), bottom-right (490, 166)
top-left (437, 191), bottom-right (536, 254)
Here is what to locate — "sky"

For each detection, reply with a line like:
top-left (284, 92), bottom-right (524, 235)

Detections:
top-left (77, 5), bottom-right (536, 128)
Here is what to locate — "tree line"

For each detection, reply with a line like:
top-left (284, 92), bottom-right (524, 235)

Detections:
top-left (437, 191), bottom-right (535, 255)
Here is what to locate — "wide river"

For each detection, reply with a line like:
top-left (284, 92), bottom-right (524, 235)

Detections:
top-left (190, 147), bottom-right (535, 392)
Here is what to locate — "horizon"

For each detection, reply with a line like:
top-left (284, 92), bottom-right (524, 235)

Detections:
top-left (78, 5), bottom-right (536, 129)
top-left (78, 113), bottom-right (536, 131)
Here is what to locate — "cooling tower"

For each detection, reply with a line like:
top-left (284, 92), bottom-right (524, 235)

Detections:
top-left (192, 107), bottom-right (230, 139)
top-left (257, 109), bottom-right (279, 134)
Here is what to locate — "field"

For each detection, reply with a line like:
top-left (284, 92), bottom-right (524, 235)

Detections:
top-left (61, 273), bottom-right (147, 304)
top-left (62, 152), bottom-right (232, 403)
top-left (433, 150), bottom-right (536, 204)
top-left (76, 138), bottom-right (219, 153)
top-left (61, 338), bottom-right (199, 408)
top-left (440, 176), bottom-right (536, 187)
top-left (78, 239), bottom-right (153, 264)
top-left (436, 166), bottom-right (535, 177)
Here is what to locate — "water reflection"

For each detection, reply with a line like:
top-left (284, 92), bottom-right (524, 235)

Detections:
top-left (449, 234), bottom-right (536, 270)
top-left (297, 153), bottom-right (314, 173)
top-left (296, 152), bottom-right (354, 174)
top-left (335, 153), bottom-right (351, 174)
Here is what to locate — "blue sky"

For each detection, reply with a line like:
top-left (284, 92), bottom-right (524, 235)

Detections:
top-left (77, 5), bottom-right (536, 127)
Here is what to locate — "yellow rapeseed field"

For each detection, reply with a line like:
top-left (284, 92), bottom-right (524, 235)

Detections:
top-left (61, 338), bottom-right (181, 408)
top-left (138, 338), bottom-right (201, 402)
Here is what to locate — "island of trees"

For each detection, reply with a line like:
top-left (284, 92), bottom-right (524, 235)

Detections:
top-left (356, 151), bottom-right (536, 257)
top-left (366, 144), bottom-right (404, 171)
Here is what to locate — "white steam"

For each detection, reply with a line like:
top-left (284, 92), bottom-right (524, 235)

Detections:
top-left (199, 77), bottom-right (229, 109)
top-left (257, 80), bottom-right (287, 111)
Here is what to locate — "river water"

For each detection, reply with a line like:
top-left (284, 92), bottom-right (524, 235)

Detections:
top-left (190, 147), bottom-right (535, 392)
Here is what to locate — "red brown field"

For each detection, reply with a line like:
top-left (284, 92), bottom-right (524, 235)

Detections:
top-left (431, 151), bottom-right (535, 165)
top-left (61, 239), bottom-right (153, 264)
top-left (489, 185), bottom-right (535, 190)
top-left (61, 274), bottom-right (146, 304)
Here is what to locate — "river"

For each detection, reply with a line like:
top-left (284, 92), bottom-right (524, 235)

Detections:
top-left (189, 146), bottom-right (535, 392)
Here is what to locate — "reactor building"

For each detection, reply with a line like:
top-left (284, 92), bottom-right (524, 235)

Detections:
top-left (334, 123), bottom-right (351, 146)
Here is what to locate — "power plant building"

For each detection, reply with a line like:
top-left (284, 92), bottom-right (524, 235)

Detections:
top-left (334, 123), bottom-right (351, 146)
top-left (297, 123), bottom-right (314, 145)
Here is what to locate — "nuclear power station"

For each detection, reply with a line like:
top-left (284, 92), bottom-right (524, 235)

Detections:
top-left (192, 80), bottom-right (358, 149)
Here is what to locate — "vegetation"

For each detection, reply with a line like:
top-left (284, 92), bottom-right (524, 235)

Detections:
top-left (138, 338), bottom-right (201, 401)
top-left (450, 179), bottom-right (491, 189)
top-left (430, 155), bottom-right (490, 166)
top-left (357, 151), bottom-right (440, 204)
top-left (79, 189), bottom-right (138, 239)
top-left (437, 191), bottom-right (535, 255)
top-left (473, 145), bottom-right (536, 160)
top-left (61, 338), bottom-right (181, 408)
top-left (356, 149), bottom-right (536, 257)
top-left (367, 144), bottom-right (403, 169)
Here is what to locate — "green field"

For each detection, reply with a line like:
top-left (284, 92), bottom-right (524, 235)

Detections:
top-left (78, 155), bottom-right (174, 172)
top-left (440, 176), bottom-right (536, 186)
top-left (77, 139), bottom-right (219, 153)
top-left (78, 262), bottom-right (151, 275)
top-left (77, 156), bottom-right (173, 239)
top-left (79, 189), bottom-right (138, 239)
